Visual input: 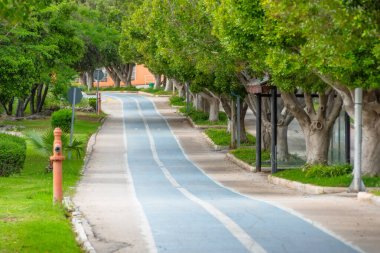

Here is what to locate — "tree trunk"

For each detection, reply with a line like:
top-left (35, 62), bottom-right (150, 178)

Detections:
top-left (362, 123), bottom-right (380, 176)
top-left (245, 94), bottom-right (272, 150)
top-left (281, 90), bottom-right (342, 165)
top-left (106, 67), bottom-right (120, 88)
top-left (304, 127), bottom-right (332, 164)
top-left (111, 63), bottom-right (134, 87)
top-left (277, 125), bottom-right (289, 161)
top-left (1, 98), bottom-right (14, 116)
top-left (154, 74), bottom-right (161, 89)
top-left (37, 84), bottom-right (48, 113)
top-left (16, 98), bottom-right (25, 118)
top-left (209, 98), bottom-right (219, 122)
top-left (165, 78), bottom-right (173, 91)
top-left (173, 80), bottom-right (184, 97)
top-left (79, 72), bottom-right (86, 87)
top-left (86, 70), bottom-right (94, 90)
top-left (30, 84), bottom-right (38, 114)
top-left (230, 97), bottom-right (237, 149)
top-left (239, 102), bottom-right (248, 143)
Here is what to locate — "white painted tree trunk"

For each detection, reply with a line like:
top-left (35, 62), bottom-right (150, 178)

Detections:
top-left (164, 78), bottom-right (173, 91)
top-left (209, 98), bottom-right (219, 122)
top-left (86, 71), bottom-right (94, 90)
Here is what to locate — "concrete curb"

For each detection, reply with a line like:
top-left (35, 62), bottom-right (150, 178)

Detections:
top-left (201, 132), bottom-right (229, 151)
top-left (268, 175), bottom-right (348, 195)
top-left (225, 153), bottom-right (256, 172)
top-left (357, 192), bottom-right (380, 207)
top-left (63, 197), bottom-right (96, 253)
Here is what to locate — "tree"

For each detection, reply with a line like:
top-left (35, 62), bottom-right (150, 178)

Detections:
top-left (266, 0), bottom-right (379, 174)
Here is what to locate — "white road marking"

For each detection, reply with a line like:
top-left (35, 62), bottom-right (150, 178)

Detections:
top-left (131, 97), bottom-right (267, 253)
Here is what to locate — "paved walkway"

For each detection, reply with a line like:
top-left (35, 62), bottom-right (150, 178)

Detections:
top-left (73, 93), bottom-right (380, 253)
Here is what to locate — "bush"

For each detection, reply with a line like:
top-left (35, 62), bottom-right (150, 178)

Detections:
top-left (304, 164), bottom-right (353, 178)
top-left (88, 98), bottom-right (97, 110)
top-left (0, 133), bottom-right (26, 176)
top-left (51, 109), bottom-right (72, 132)
top-left (169, 95), bottom-right (186, 106)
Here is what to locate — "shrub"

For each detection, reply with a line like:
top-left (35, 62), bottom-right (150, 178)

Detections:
top-left (169, 95), bottom-right (186, 106)
top-left (0, 134), bottom-right (26, 176)
top-left (304, 164), bottom-right (353, 178)
top-left (51, 109), bottom-right (72, 132)
top-left (88, 98), bottom-right (97, 110)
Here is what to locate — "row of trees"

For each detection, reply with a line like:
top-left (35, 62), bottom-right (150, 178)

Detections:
top-left (118, 0), bottom-right (379, 176)
top-left (0, 0), bottom-right (135, 118)
top-left (1, 0), bottom-right (378, 175)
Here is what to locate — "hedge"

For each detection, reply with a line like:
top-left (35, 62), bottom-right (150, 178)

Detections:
top-left (0, 133), bottom-right (26, 177)
top-left (51, 109), bottom-right (72, 132)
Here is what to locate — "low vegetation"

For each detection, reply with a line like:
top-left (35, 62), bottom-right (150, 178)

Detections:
top-left (140, 87), bottom-right (172, 95)
top-left (274, 165), bottom-right (380, 187)
top-left (180, 107), bottom-right (228, 126)
top-left (169, 95), bottom-right (186, 107)
top-left (0, 113), bottom-right (103, 252)
top-left (205, 129), bottom-right (255, 146)
top-left (230, 148), bottom-right (271, 166)
top-left (0, 134), bottom-right (26, 177)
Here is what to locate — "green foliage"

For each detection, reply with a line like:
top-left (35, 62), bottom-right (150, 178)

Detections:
top-left (275, 168), bottom-right (380, 187)
top-left (205, 129), bottom-right (256, 146)
top-left (51, 109), bottom-right (72, 132)
top-left (0, 134), bottom-right (26, 177)
top-left (88, 98), bottom-right (97, 110)
top-left (169, 95), bottom-right (186, 106)
top-left (25, 129), bottom-right (84, 160)
top-left (0, 114), bottom-right (101, 252)
top-left (230, 148), bottom-right (271, 165)
top-left (304, 164), bottom-right (353, 178)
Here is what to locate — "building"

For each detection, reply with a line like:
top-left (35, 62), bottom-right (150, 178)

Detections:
top-left (96, 64), bottom-right (155, 87)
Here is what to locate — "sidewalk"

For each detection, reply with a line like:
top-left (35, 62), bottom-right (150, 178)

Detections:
top-left (74, 95), bottom-right (380, 253)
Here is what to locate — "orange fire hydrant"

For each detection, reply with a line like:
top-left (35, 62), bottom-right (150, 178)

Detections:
top-left (50, 128), bottom-right (65, 204)
top-left (97, 93), bottom-right (102, 114)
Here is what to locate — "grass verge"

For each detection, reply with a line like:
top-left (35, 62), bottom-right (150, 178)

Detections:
top-left (140, 87), bottom-right (172, 95)
top-left (180, 107), bottom-right (228, 126)
top-left (372, 190), bottom-right (380, 196)
top-left (0, 113), bottom-right (103, 252)
top-left (230, 148), bottom-right (271, 165)
top-left (205, 129), bottom-right (255, 146)
top-left (169, 95), bottom-right (186, 106)
top-left (274, 167), bottom-right (380, 187)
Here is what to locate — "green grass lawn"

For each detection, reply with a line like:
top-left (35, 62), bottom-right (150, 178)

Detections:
top-left (230, 148), bottom-right (271, 165)
top-left (169, 95), bottom-right (186, 107)
top-left (372, 190), bottom-right (380, 196)
top-left (274, 168), bottom-right (380, 187)
top-left (180, 107), bottom-right (228, 126)
top-left (0, 113), bottom-right (103, 252)
top-left (205, 129), bottom-right (255, 146)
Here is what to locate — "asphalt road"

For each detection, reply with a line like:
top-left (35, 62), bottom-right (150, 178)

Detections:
top-left (94, 93), bottom-right (359, 253)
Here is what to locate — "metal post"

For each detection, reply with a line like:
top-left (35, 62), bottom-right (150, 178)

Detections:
top-left (256, 94), bottom-right (262, 172)
top-left (68, 89), bottom-right (76, 160)
top-left (345, 112), bottom-right (351, 164)
top-left (236, 95), bottom-right (241, 148)
top-left (349, 88), bottom-right (365, 192)
top-left (271, 87), bottom-right (277, 174)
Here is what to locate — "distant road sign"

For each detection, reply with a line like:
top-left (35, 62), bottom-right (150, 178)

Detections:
top-left (67, 87), bottom-right (83, 105)
top-left (93, 69), bottom-right (104, 81)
